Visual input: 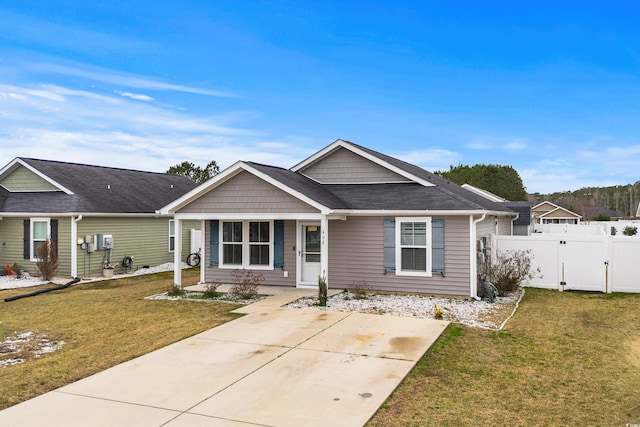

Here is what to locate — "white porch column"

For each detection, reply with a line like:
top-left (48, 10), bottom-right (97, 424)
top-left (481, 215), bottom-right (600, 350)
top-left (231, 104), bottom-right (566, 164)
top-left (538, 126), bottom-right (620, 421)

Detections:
top-left (320, 216), bottom-right (329, 287)
top-left (70, 217), bottom-right (78, 277)
top-left (199, 219), bottom-right (206, 284)
top-left (174, 218), bottom-right (182, 287)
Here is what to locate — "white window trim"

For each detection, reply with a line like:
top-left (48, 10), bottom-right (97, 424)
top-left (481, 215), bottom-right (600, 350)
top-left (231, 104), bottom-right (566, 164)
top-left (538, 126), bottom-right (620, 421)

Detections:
top-left (30, 217), bottom-right (51, 262)
top-left (219, 220), bottom-right (274, 270)
top-left (168, 220), bottom-right (176, 253)
top-left (395, 217), bottom-right (432, 277)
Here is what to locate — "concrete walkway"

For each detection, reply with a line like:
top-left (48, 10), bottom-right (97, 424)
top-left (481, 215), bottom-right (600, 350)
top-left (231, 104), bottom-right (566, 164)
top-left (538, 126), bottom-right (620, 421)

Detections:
top-left (0, 286), bottom-right (449, 427)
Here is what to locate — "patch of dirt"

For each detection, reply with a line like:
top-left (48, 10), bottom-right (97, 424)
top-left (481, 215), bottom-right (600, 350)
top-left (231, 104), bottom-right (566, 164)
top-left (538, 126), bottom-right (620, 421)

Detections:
top-left (0, 331), bottom-right (65, 367)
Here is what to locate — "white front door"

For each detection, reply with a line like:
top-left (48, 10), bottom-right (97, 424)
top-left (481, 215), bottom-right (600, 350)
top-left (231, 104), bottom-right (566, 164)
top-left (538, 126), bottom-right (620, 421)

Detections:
top-left (299, 222), bottom-right (321, 286)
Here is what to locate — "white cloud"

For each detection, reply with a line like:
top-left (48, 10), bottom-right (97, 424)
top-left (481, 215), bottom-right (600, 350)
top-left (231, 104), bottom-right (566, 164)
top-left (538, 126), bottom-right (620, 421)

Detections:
top-left (116, 91), bottom-right (155, 102)
top-left (467, 137), bottom-right (527, 151)
top-left (392, 148), bottom-right (462, 172)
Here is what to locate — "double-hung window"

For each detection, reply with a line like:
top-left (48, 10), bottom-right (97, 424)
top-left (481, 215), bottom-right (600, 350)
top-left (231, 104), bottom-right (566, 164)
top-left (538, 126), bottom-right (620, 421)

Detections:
top-left (395, 217), bottom-right (432, 276)
top-left (221, 220), bottom-right (272, 269)
top-left (31, 218), bottom-right (50, 261)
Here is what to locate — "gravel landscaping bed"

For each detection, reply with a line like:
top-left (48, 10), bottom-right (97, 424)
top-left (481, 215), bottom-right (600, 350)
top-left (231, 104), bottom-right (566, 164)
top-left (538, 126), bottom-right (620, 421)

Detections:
top-left (287, 288), bottom-right (524, 330)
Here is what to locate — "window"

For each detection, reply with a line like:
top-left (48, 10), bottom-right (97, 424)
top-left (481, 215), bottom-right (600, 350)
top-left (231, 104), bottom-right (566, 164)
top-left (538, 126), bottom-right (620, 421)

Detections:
top-left (31, 218), bottom-right (50, 261)
top-left (169, 220), bottom-right (175, 252)
top-left (395, 217), bottom-right (432, 276)
top-left (221, 220), bottom-right (273, 269)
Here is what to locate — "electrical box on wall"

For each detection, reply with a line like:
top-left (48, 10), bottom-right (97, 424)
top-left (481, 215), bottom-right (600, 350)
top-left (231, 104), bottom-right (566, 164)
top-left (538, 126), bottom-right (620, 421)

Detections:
top-left (96, 234), bottom-right (114, 250)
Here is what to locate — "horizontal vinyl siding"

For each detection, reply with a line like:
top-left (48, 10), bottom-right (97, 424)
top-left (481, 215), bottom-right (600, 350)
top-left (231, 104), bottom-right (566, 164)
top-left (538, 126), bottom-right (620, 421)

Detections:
top-left (0, 216), bottom-right (72, 276)
top-left (476, 217), bottom-right (496, 239)
top-left (76, 217), bottom-right (188, 277)
top-left (300, 147), bottom-right (411, 183)
top-left (497, 217), bottom-right (511, 235)
top-left (179, 172), bottom-right (319, 214)
top-left (204, 219), bottom-right (296, 287)
top-left (328, 216), bottom-right (471, 296)
top-left (1, 166), bottom-right (59, 191)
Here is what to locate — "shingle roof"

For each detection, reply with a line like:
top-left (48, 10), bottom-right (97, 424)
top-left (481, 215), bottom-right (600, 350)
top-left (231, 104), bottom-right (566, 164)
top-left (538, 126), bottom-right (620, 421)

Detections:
top-left (0, 158), bottom-right (198, 214)
top-left (502, 201), bottom-right (531, 225)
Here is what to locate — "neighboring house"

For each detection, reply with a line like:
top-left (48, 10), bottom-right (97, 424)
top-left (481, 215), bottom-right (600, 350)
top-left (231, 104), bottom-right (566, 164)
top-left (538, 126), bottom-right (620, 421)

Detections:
top-left (0, 158), bottom-right (200, 278)
top-left (461, 184), bottom-right (532, 235)
top-left (532, 201), bottom-right (582, 224)
top-left (161, 139), bottom-right (517, 297)
top-left (584, 206), bottom-right (623, 221)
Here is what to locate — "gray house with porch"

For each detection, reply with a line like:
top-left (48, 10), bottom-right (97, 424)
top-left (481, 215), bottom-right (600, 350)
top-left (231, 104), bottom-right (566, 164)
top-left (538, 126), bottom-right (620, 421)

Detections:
top-left (161, 140), bottom-right (517, 297)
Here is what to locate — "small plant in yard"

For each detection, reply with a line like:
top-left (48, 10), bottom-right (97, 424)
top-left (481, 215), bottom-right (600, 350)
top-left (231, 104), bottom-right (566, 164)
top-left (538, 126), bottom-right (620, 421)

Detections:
top-left (350, 280), bottom-right (371, 300)
top-left (36, 239), bottom-right (59, 281)
top-left (166, 284), bottom-right (186, 297)
top-left (201, 282), bottom-right (222, 299)
top-left (487, 249), bottom-right (542, 296)
top-left (433, 304), bottom-right (444, 320)
top-left (318, 274), bottom-right (328, 306)
top-left (229, 269), bottom-right (264, 299)
top-left (623, 226), bottom-right (638, 236)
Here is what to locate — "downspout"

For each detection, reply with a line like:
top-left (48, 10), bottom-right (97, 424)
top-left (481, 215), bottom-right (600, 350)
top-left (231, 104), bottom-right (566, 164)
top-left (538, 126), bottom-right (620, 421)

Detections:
top-left (511, 213), bottom-right (519, 235)
top-left (470, 214), bottom-right (486, 299)
top-left (71, 215), bottom-right (83, 278)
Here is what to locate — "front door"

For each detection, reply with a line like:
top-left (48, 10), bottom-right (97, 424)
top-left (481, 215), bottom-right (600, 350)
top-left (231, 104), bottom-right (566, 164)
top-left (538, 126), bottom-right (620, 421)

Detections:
top-left (299, 223), bottom-right (321, 286)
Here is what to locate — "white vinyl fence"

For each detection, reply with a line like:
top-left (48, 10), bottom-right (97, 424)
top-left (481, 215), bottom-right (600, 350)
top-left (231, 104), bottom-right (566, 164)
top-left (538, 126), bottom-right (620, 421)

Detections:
top-left (494, 234), bottom-right (640, 293)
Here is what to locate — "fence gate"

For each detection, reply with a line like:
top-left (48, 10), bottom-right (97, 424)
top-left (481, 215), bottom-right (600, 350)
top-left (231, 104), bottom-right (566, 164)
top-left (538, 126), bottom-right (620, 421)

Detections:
top-left (494, 235), bottom-right (607, 292)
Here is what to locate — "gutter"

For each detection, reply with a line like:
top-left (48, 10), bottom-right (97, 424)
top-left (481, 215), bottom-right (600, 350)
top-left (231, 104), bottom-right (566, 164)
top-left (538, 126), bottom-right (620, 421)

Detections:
top-left (470, 213), bottom-right (487, 300)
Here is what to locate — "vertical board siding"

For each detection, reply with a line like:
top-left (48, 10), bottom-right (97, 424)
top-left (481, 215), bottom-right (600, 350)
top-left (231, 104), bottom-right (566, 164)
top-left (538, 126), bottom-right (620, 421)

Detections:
top-left (300, 147), bottom-right (411, 183)
top-left (204, 219), bottom-right (297, 287)
top-left (0, 166), bottom-right (59, 191)
top-left (328, 216), bottom-right (471, 295)
top-left (178, 171), bottom-right (319, 214)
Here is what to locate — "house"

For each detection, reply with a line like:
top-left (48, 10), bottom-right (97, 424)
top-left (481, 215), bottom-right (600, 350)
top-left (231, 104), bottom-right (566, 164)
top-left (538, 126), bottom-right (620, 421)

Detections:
top-left (0, 158), bottom-right (200, 278)
top-left (532, 201), bottom-right (582, 225)
top-left (161, 140), bottom-right (518, 297)
top-left (584, 206), bottom-right (623, 221)
top-left (461, 184), bottom-right (532, 236)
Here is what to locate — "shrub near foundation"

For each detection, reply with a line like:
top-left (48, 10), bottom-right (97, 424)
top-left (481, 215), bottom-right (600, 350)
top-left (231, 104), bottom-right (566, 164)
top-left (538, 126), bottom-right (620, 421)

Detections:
top-left (229, 269), bottom-right (264, 299)
top-left (488, 249), bottom-right (541, 296)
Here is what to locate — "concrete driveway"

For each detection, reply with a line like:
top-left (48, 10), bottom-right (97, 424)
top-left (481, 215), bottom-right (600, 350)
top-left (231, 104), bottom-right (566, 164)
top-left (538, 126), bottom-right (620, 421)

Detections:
top-left (0, 287), bottom-right (448, 426)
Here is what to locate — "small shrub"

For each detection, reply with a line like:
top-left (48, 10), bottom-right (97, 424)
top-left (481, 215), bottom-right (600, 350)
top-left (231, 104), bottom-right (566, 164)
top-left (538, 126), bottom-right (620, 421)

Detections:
top-left (623, 226), bottom-right (638, 236)
top-left (36, 239), bottom-right (59, 281)
top-left (229, 269), bottom-right (264, 299)
top-left (350, 280), bottom-right (370, 300)
top-left (318, 274), bottom-right (328, 306)
top-left (202, 282), bottom-right (221, 299)
top-left (433, 304), bottom-right (444, 320)
top-left (166, 284), bottom-right (185, 297)
top-left (487, 249), bottom-right (542, 296)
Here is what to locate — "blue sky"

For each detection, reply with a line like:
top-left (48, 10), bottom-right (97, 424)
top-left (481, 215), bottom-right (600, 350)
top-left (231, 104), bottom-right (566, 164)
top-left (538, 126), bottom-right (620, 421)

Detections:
top-left (0, 1), bottom-right (639, 193)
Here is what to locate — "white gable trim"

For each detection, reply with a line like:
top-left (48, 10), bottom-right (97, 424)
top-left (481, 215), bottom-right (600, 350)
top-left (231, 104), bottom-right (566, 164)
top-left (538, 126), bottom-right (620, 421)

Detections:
top-left (159, 161), bottom-right (331, 215)
top-left (0, 158), bottom-right (74, 195)
top-left (461, 183), bottom-right (506, 202)
top-left (538, 207), bottom-right (582, 219)
top-left (291, 139), bottom-right (436, 187)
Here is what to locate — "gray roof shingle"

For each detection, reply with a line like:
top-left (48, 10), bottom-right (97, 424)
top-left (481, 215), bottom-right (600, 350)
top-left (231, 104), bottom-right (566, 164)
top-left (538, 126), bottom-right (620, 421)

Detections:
top-left (1, 158), bottom-right (198, 214)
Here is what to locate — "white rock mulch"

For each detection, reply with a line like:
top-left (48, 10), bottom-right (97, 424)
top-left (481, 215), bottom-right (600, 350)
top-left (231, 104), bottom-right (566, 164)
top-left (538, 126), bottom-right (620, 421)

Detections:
top-left (131, 262), bottom-right (191, 276)
top-left (0, 275), bottom-right (48, 290)
top-left (287, 289), bottom-right (524, 330)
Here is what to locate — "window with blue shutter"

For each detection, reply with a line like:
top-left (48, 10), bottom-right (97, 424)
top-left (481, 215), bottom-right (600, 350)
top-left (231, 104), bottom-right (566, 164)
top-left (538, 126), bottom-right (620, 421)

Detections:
top-left (209, 220), bottom-right (219, 266)
top-left (273, 220), bottom-right (284, 268)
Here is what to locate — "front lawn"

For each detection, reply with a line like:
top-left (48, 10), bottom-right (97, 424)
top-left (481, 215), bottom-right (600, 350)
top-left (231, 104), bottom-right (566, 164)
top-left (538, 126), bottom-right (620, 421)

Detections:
top-left (368, 288), bottom-right (640, 426)
top-left (0, 270), bottom-right (241, 410)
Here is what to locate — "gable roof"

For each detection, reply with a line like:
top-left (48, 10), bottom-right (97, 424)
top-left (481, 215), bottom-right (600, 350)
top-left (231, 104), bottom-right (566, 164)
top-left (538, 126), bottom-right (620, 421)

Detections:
top-left (532, 201), bottom-right (581, 219)
top-left (163, 140), bottom-right (517, 216)
top-left (0, 158), bottom-right (198, 215)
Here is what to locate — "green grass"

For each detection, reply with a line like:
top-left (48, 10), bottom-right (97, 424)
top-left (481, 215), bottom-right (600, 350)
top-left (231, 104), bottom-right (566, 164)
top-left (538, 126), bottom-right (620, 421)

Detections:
top-left (368, 288), bottom-right (640, 426)
top-left (0, 270), bottom-right (241, 410)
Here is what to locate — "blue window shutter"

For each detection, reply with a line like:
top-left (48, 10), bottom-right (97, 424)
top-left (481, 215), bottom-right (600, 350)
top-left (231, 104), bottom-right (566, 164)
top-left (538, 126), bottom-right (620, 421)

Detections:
top-left (209, 220), bottom-right (219, 266)
top-left (51, 219), bottom-right (58, 254)
top-left (23, 219), bottom-right (30, 259)
top-left (274, 220), bottom-right (284, 268)
top-left (432, 219), bottom-right (445, 274)
top-left (383, 218), bottom-right (395, 272)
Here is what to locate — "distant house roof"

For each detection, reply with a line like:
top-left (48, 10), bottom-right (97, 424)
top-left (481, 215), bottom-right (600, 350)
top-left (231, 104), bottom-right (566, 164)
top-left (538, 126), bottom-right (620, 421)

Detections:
top-left (584, 206), bottom-right (623, 220)
top-left (0, 158), bottom-right (198, 215)
top-left (163, 139), bottom-right (518, 215)
top-left (503, 201), bottom-right (532, 225)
